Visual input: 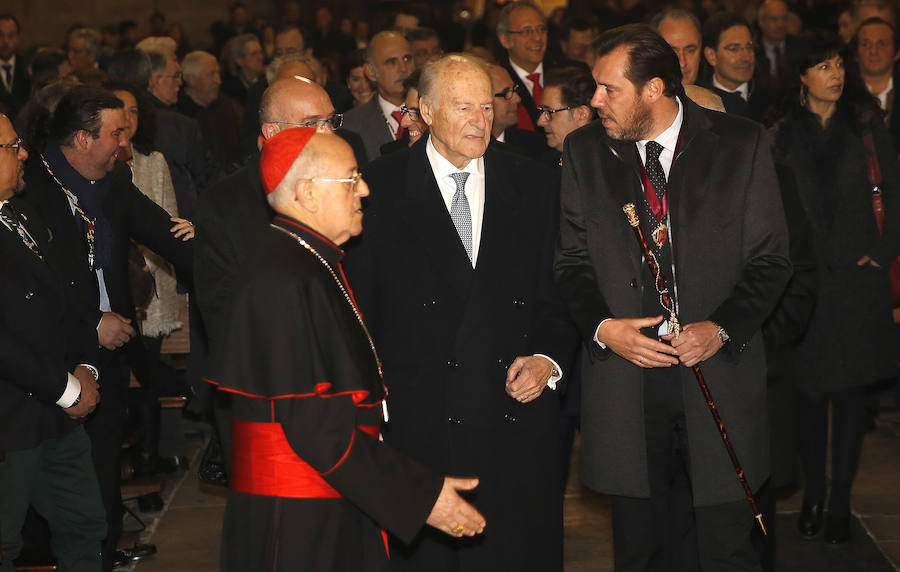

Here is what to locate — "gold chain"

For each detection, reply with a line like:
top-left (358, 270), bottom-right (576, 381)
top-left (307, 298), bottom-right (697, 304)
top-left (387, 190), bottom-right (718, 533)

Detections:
top-left (39, 153), bottom-right (97, 270)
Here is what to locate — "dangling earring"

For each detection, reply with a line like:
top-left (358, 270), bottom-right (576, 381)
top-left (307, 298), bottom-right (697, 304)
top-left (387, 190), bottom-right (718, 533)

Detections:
top-left (799, 83), bottom-right (809, 108)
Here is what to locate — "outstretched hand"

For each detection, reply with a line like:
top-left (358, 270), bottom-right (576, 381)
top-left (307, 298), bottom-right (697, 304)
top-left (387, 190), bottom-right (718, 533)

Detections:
top-left (426, 477), bottom-right (486, 538)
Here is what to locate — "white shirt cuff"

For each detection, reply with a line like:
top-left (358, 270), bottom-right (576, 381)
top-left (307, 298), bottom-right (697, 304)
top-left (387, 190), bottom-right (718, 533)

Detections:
top-left (594, 318), bottom-right (613, 349)
top-left (533, 354), bottom-right (563, 390)
top-left (57, 373), bottom-right (82, 408)
top-left (78, 363), bottom-right (99, 381)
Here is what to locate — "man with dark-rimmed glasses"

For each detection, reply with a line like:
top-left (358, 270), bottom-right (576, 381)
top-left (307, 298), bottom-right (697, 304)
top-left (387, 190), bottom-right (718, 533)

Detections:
top-left (193, 76), bottom-right (362, 483)
top-left (487, 63), bottom-right (549, 159)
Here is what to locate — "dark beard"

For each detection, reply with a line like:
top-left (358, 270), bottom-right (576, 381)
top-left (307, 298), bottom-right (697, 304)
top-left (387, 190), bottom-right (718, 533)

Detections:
top-left (607, 94), bottom-right (654, 142)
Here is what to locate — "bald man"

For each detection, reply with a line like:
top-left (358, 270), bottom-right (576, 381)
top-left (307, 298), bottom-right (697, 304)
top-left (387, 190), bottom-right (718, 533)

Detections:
top-left (194, 77), bottom-right (364, 477)
top-left (215, 128), bottom-right (485, 571)
top-left (342, 31), bottom-right (414, 162)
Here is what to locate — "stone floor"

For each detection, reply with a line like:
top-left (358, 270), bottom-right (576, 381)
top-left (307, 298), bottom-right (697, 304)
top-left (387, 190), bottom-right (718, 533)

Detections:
top-left (130, 410), bottom-right (900, 572)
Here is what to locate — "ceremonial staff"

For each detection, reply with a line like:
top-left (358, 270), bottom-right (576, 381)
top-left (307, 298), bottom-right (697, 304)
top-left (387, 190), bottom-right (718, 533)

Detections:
top-left (622, 203), bottom-right (767, 535)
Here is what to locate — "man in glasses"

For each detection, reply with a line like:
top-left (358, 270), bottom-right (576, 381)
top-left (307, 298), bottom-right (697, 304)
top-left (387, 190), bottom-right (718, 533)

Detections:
top-left (343, 31), bottom-right (414, 163)
top-left (194, 76), bottom-right (353, 480)
top-left (498, 2), bottom-right (550, 134)
top-left (215, 127), bottom-right (486, 571)
top-left (0, 112), bottom-right (107, 572)
top-left (488, 64), bottom-right (548, 160)
top-left (699, 13), bottom-right (766, 119)
top-left (536, 66), bottom-right (596, 165)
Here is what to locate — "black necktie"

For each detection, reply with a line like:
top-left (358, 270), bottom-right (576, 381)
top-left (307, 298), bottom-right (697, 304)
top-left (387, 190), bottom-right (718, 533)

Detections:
top-left (0, 202), bottom-right (43, 260)
top-left (1, 64), bottom-right (11, 92)
top-left (645, 141), bottom-right (667, 202)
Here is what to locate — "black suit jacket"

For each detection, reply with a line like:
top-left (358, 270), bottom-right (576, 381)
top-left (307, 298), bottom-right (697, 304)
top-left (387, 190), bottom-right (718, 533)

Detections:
top-left (554, 96), bottom-right (792, 505)
top-left (22, 158), bottom-right (194, 375)
top-left (0, 198), bottom-right (96, 451)
top-left (0, 57), bottom-right (30, 120)
top-left (343, 138), bottom-right (576, 569)
top-left (193, 159), bottom-right (270, 368)
top-left (150, 96), bottom-right (221, 219)
top-left (501, 126), bottom-right (549, 160)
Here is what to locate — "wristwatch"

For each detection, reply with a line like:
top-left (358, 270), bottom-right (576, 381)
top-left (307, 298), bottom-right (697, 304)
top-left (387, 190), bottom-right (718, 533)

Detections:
top-left (715, 324), bottom-right (730, 345)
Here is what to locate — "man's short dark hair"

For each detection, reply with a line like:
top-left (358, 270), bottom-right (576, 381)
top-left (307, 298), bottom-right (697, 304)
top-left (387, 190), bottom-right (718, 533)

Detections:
top-left (702, 12), bottom-right (751, 51)
top-left (50, 85), bottom-right (123, 146)
top-left (544, 66), bottom-right (597, 117)
top-left (650, 8), bottom-right (702, 38)
top-left (0, 14), bottom-right (20, 33)
top-left (594, 24), bottom-right (683, 97)
top-left (855, 16), bottom-right (898, 49)
top-left (31, 50), bottom-right (69, 85)
top-left (406, 27), bottom-right (438, 44)
top-left (118, 20), bottom-right (137, 35)
top-left (104, 49), bottom-right (152, 90)
top-left (559, 17), bottom-right (596, 42)
top-left (276, 24), bottom-right (305, 38)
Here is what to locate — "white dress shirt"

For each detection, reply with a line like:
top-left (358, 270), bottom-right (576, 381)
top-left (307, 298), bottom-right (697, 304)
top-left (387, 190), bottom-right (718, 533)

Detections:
top-left (0, 55), bottom-right (16, 92)
top-left (424, 134), bottom-right (562, 388)
top-left (870, 76), bottom-right (894, 111)
top-left (594, 97), bottom-right (684, 348)
top-left (377, 94), bottom-right (403, 140)
top-left (763, 41), bottom-right (785, 75)
top-left (509, 60), bottom-right (544, 94)
top-left (425, 135), bottom-right (486, 267)
top-left (713, 76), bottom-right (750, 101)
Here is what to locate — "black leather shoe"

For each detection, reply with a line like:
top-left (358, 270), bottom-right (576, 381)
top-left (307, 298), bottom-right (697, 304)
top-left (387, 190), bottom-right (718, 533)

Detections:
top-left (113, 543), bottom-right (157, 567)
top-left (824, 515), bottom-right (851, 544)
top-left (797, 501), bottom-right (824, 538)
top-left (138, 492), bottom-right (164, 512)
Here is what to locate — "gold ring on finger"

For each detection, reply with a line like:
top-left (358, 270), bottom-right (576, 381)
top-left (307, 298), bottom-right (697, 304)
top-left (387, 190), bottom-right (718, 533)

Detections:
top-left (451, 523), bottom-right (465, 535)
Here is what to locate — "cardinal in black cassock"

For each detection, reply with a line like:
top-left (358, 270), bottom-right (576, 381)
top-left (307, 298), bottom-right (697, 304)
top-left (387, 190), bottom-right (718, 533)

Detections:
top-left (208, 127), bottom-right (486, 571)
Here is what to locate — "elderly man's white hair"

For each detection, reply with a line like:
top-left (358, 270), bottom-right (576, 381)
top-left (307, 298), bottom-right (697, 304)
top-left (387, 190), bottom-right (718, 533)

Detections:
top-left (418, 53), bottom-right (490, 110)
top-left (136, 36), bottom-right (178, 62)
top-left (182, 51), bottom-right (217, 80)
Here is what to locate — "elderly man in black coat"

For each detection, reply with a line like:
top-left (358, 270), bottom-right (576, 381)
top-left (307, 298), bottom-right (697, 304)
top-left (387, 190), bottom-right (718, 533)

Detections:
top-left (555, 26), bottom-right (791, 571)
top-left (343, 53), bottom-right (577, 572)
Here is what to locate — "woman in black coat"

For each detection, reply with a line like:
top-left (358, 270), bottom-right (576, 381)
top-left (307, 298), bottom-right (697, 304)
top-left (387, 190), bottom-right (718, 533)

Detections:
top-left (770, 34), bottom-right (900, 544)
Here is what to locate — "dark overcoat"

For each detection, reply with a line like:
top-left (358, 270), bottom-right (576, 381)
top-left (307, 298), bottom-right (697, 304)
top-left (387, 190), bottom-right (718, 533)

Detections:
top-left (343, 137), bottom-right (577, 571)
top-left (771, 107), bottom-right (900, 392)
top-left (554, 96), bottom-right (793, 507)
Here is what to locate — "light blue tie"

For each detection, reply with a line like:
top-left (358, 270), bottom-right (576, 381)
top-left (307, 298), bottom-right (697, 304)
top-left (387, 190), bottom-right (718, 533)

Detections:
top-left (449, 172), bottom-right (473, 263)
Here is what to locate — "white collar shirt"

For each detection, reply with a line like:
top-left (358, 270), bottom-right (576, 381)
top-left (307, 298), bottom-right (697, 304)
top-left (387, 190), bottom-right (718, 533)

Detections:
top-left (635, 96), bottom-right (684, 179)
top-left (713, 76), bottom-right (750, 101)
top-left (425, 134), bottom-right (485, 268)
top-left (377, 94), bottom-right (403, 140)
top-left (509, 60), bottom-right (544, 95)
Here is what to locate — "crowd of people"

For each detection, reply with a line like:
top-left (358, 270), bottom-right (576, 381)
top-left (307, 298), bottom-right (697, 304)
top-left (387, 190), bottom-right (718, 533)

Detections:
top-left (1, 0), bottom-right (899, 571)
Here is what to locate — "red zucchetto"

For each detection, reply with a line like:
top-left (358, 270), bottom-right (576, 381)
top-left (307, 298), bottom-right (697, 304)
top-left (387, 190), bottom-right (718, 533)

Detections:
top-left (260, 127), bottom-right (317, 195)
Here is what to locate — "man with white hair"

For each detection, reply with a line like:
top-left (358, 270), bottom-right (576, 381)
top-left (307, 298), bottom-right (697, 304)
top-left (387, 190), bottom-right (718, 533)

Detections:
top-left (344, 53), bottom-right (575, 571)
top-left (214, 126), bottom-right (485, 570)
top-left (177, 50), bottom-right (245, 168)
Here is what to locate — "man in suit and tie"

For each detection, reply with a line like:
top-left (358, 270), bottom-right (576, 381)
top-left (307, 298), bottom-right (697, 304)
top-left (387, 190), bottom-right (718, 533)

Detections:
top-left (699, 13), bottom-right (767, 120)
top-left (487, 64), bottom-right (547, 160)
top-left (0, 113), bottom-right (106, 572)
top-left (22, 86), bottom-right (193, 570)
top-left (555, 25), bottom-right (791, 570)
top-left (498, 2), bottom-right (550, 136)
top-left (343, 53), bottom-right (576, 572)
top-left (0, 15), bottom-right (29, 121)
top-left (342, 31), bottom-right (413, 163)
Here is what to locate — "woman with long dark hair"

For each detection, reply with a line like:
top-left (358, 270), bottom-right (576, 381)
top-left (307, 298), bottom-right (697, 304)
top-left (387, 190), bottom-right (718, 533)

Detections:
top-left (770, 33), bottom-right (900, 544)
